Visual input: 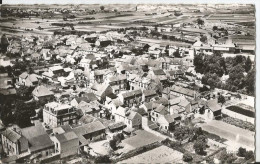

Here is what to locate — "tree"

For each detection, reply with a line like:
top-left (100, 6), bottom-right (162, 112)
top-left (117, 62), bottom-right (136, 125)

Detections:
top-left (1, 34), bottom-right (9, 53)
top-left (227, 64), bottom-right (245, 87)
top-left (193, 139), bottom-right (207, 155)
top-left (94, 155), bottom-right (111, 163)
top-left (183, 153), bottom-right (193, 162)
top-left (100, 6), bottom-right (105, 11)
top-left (16, 85), bottom-right (32, 98)
top-left (114, 9), bottom-right (118, 12)
top-left (237, 147), bottom-right (247, 157)
top-left (244, 68), bottom-right (255, 96)
top-left (197, 18), bottom-right (204, 25)
top-left (194, 54), bottom-right (204, 73)
top-left (14, 101), bottom-right (36, 128)
top-left (244, 56), bottom-right (252, 72)
top-left (219, 149), bottom-right (237, 163)
top-left (109, 139), bottom-right (117, 150)
top-left (218, 95), bottom-right (226, 105)
top-left (244, 150), bottom-right (254, 160)
top-left (173, 48), bottom-right (181, 57)
top-left (213, 26), bottom-right (218, 31)
top-left (200, 35), bottom-right (207, 43)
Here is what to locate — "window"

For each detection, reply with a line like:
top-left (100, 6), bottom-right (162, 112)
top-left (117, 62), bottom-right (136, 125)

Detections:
top-left (156, 114), bottom-right (158, 117)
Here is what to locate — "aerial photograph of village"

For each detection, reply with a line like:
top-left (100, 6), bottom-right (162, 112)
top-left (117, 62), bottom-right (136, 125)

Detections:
top-left (0, 3), bottom-right (256, 163)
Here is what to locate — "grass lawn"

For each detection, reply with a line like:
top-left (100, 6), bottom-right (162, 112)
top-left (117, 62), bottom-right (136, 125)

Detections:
top-left (120, 145), bottom-right (183, 163)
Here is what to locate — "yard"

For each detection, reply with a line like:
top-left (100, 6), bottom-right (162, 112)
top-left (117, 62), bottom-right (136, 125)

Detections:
top-left (117, 130), bottom-right (164, 153)
top-left (120, 145), bottom-right (183, 163)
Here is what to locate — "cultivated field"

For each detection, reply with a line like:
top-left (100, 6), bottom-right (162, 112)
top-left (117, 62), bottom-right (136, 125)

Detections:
top-left (120, 145), bottom-right (184, 163)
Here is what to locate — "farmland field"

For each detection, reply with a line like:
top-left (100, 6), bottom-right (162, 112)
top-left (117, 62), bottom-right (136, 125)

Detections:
top-left (120, 145), bottom-right (184, 163)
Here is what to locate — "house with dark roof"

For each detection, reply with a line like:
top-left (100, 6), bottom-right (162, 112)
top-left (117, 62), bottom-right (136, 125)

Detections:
top-left (1, 128), bottom-right (29, 156)
top-left (118, 89), bottom-right (143, 107)
top-left (157, 114), bottom-right (181, 132)
top-left (105, 74), bottom-right (127, 94)
top-left (52, 131), bottom-right (79, 158)
top-left (170, 85), bottom-right (198, 99)
top-left (114, 107), bottom-right (142, 130)
top-left (70, 93), bottom-right (98, 107)
top-left (142, 90), bottom-right (157, 102)
top-left (72, 121), bottom-right (106, 152)
top-left (21, 124), bottom-right (54, 160)
top-left (32, 85), bottom-right (54, 102)
top-left (150, 104), bottom-right (169, 122)
top-left (18, 72), bottom-right (39, 87)
top-left (200, 99), bottom-right (222, 119)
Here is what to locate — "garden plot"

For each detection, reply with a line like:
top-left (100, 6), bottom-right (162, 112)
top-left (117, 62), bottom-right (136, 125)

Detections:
top-left (120, 145), bottom-right (183, 163)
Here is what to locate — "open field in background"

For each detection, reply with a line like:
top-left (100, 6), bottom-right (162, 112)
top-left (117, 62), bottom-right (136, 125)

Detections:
top-left (120, 145), bottom-right (184, 163)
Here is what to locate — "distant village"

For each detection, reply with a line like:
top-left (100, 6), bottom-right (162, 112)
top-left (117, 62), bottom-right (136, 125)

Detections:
top-left (0, 4), bottom-right (256, 164)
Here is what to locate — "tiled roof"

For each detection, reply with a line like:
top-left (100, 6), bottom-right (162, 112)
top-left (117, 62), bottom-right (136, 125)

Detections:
top-left (122, 89), bottom-right (142, 98)
top-left (2, 128), bottom-right (21, 143)
top-left (32, 85), bottom-right (54, 97)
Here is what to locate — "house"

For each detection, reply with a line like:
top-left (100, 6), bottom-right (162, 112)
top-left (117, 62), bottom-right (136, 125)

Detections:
top-left (41, 49), bottom-right (52, 60)
top-left (105, 74), bottom-right (127, 94)
top-left (157, 114), bottom-right (181, 132)
top-left (70, 93), bottom-right (98, 107)
top-left (48, 65), bottom-right (65, 77)
top-left (92, 83), bottom-right (113, 103)
top-left (118, 89), bottom-right (142, 107)
top-left (0, 73), bottom-right (13, 89)
top-left (32, 85), bottom-right (54, 102)
top-left (18, 72), bottom-right (39, 87)
top-left (72, 121), bottom-right (106, 152)
top-left (52, 131), bottom-right (79, 158)
top-left (151, 104), bottom-right (169, 122)
top-left (108, 122), bottom-right (127, 133)
top-left (77, 101), bottom-right (101, 118)
top-left (169, 96), bottom-right (191, 114)
top-left (199, 99), bottom-right (222, 119)
top-left (170, 85), bottom-right (198, 100)
top-left (78, 114), bottom-right (97, 125)
top-left (147, 69), bottom-right (168, 83)
top-left (31, 53), bottom-right (41, 61)
top-left (90, 69), bottom-right (107, 84)
top-left (1, 128), bottom-right (29, 156)
top-left (142, 90), bottom-right (157, 102)
top-left (128, 74), bottom-right (152, 91)
top-left (43, 102), bottom-right (78, 128)
top-left (105, 97), bottom-right (123, 119)
top-left (21, 124), bottom-right (54, 160)
top-left (114, 107), bottom-right (142, 129)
